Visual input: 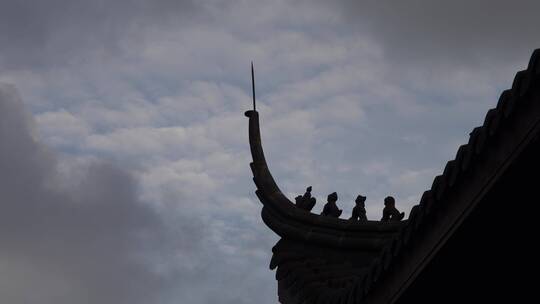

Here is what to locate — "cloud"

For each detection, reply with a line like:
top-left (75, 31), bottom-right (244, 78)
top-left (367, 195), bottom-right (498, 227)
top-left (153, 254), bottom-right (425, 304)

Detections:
top-left (319, 0), bottom-right (540, 66)
top-left (35, 109), bottom-right (91, 147)
top-left (0, 83), bottom-right (278, 304)
top-left (0, 0), bottom-right (201, 70)
top-left (1, 1), bottom-right (538, 303)
top-left (0, 84), bottom-right (170, 303)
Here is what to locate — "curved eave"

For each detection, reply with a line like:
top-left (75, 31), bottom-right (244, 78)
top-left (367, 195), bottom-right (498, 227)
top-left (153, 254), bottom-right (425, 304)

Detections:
top-left (247, 49), bottom-right (540, 304)
top-left (245, 110), bottom-right (404, 249)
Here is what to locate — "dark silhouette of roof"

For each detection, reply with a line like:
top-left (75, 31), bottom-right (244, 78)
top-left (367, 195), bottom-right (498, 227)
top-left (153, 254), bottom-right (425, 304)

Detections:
top-left (245, 48), bottom-right (540, 303)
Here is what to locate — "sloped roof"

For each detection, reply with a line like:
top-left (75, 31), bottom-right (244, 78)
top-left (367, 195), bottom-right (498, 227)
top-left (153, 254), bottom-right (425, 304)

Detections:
top-left (246, 48), bottom-right (540, 304)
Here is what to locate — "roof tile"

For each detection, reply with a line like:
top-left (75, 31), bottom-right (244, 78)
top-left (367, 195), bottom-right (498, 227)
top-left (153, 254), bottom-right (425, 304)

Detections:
top-left (488, 108), bottom-right (502, 136)
top-left (529, 49), bottom-right (540, 75)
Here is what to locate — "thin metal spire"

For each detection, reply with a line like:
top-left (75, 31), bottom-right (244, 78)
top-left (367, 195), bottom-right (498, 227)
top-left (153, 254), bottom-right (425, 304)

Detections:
top-left (251, 61), bottom-right (256, 111)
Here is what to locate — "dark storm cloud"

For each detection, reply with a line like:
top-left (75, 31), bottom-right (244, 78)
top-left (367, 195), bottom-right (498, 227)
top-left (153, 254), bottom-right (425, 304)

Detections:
top-left (321, 0), bottom-right (540, 66)
top-left (0, 84), bottom-right (170, 304)
top-left (0, 83), bottom-right (276, 304)
top-left (0, 0), bottom-right (201, 69)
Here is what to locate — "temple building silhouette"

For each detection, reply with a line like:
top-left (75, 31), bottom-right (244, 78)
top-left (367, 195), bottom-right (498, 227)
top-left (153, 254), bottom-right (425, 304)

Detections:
top-left (245, 49), bottom-right (539, 303)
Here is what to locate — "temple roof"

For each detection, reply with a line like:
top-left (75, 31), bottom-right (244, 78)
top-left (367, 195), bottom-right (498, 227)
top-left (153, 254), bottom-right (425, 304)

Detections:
top-left (246, 48), bottom-right (540, 304)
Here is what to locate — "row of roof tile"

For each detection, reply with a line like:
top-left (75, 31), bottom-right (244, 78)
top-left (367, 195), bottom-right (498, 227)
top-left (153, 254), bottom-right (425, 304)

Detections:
top-left (351, 48), bottom-right (540, 304)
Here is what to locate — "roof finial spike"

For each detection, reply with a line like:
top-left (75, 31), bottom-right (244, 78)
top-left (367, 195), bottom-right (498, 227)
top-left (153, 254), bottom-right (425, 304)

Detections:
top-left (251, 61), bottom-right (256, 111)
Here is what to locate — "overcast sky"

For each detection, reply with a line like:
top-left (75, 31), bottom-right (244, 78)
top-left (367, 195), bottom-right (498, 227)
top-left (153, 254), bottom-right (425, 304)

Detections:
top-left (0, 1), bottom-right (538, 303)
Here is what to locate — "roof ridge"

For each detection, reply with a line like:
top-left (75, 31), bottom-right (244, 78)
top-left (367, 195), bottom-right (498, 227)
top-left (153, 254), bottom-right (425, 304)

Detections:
top-left (353, 48), bottom-right (540, 303)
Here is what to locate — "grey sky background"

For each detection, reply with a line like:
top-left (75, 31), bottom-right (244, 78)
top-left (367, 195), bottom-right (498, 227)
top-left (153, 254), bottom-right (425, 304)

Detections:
top-left (0, 1), bottom-right (538, 303)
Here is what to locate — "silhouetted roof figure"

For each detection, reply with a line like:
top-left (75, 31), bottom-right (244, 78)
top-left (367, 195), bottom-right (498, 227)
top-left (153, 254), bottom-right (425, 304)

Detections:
top-left (381, 196), bottom-right (405, 222)
top-left (294, 186), bottom-right (316, 211)
top-left (294, 195), bottom-right (303, 207)
top-left (245, 49), bottom-right (540, 303)
top-left (350, 194), bottom-right (367, 221)
top-left (321, 192), bottom-right (342, 217)
top-left (302, 186), bottom-right (312, 200)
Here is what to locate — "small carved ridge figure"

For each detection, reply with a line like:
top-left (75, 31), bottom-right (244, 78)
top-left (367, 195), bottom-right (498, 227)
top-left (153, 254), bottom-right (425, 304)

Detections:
top-left (381, 196), bottom-right (405, 222)
top-left (294, 195), bottom-right (304, 207)
top-left (350, 194), bottom-right (367, 221)
top-left (302, 186), bottom-right (316, 211)
top-left (321, 192), bottom-right (342, 218)
top-left (295, 186), bottom-right (317, 211)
